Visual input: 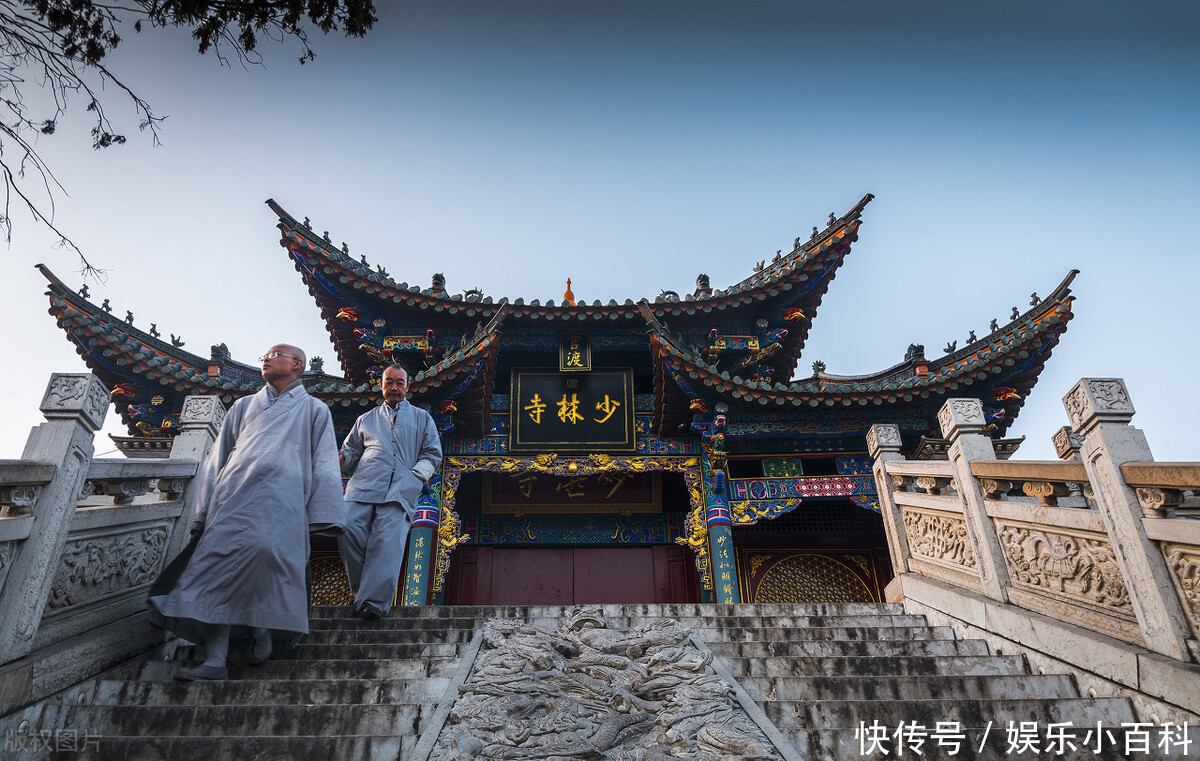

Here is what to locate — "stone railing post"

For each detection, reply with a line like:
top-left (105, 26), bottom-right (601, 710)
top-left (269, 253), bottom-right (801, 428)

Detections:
top-left (867, 424), bottom-right (912, 578)
top-left (1064, 378), bottom-right (1192, 660)
top-left (164, 395), bottom-right (227, 558)
top-left (0, 374), bottom-right (108, 663)
top-left (938, 399), bottom-right (1010, 602)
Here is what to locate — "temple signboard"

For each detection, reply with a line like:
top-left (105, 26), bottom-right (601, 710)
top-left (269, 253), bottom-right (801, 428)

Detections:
top-left (510, 369), bottom-right (634, 453)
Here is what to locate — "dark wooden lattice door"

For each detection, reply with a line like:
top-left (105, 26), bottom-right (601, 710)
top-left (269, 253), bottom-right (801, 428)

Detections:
top-left (445, 546), bottom-right (699, 604)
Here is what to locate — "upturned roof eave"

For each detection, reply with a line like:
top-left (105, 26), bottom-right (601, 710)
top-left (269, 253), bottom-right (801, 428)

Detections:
top-left (646, 270), bottom-right (1077, 426)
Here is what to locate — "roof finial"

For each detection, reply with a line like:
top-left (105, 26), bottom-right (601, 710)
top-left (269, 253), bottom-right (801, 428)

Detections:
top-left (563, 278), bottom-right (575, 306)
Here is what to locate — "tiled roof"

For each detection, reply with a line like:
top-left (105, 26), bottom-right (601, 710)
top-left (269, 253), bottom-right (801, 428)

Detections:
top-left (646, 270), bottom-right (1077, 435)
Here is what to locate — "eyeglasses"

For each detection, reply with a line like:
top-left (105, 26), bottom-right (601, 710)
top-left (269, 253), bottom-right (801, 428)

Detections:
top-left (259, 351), bottom-right (299, 363)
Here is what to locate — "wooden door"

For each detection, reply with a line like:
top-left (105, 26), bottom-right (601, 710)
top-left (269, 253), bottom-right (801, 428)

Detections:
top-left (445, 546), bottom-right (700, 605)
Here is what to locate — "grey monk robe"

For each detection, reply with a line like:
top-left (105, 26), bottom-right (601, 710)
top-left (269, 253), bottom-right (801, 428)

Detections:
top-left (149, 382), bottom-right (345, 646)
top-left (339, 399), bottom-right (442, 614)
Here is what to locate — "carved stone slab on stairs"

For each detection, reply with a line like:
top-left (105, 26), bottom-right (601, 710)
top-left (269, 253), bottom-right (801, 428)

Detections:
top-left (431, 607), bottom-right (784, 760)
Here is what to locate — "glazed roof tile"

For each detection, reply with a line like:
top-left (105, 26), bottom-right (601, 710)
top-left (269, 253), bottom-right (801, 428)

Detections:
top-left (39, 264), bottom-right (501, 435)
top-left (645, 270), bottom-right (1077, 433)
top-left (267, 194), bottom-right (872, 381)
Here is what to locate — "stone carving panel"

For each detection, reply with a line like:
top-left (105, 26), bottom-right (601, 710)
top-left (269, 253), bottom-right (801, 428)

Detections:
top-left (866, 424), bottom-right (901, 457)
top-left (41, 374), bottom-right (108, 431)
top-left (1052, 426), bottom-right (1084, 460)
top-left (46, 527), bottom-right (169, 611)
top-left (937, 398), bottom-right (985, 439)
top-left (1163, 544), bottom-right (1200, 638)
top-left (997, 522), bottom-right (1134, 619)
top-left (902, 509), bottom-right (977, 570)
top-left (180, 395), bottom-right (227, 430)
top-left (1063, 378), bottom-right (1134, 432)
top-left (0, 485), bottom-right (40, 514)
top-left (432, 608), bottom-right (782, 760)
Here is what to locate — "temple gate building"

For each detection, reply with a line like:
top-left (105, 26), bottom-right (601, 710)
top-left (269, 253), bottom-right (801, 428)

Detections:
top-left (39, 193), bottom-right (1077, 608)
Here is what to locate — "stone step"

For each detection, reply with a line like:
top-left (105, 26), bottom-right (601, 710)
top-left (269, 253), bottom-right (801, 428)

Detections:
top-left (245, 641), bottom-right (460, 661)
top-left (724, 654), bottom-right (1030, 679)
top-left (307, 610), bottom-right (935, 630)
top-left (307, 601), bottom-right (907, 618)
top-left (29, 701), bottom-right (435, 739)
top-left (739, 673), bottom-right (1080, 702)
top-left (792, 725), bottom-right (1136, 761)
top-left (692, 624), bottom-right (959, 643)
top-left (34, 734), bottom-right (406, 761)
top-left (766, 696), bottom-right (1138, 730)
top-left (140, 657), bottom-right (457, 681)
top-left (251, 626), bottom-right (478, 647)
top-left (708, 638), bottom-right (991, 659)
top-left (83, 676), bottom-right (449, 707)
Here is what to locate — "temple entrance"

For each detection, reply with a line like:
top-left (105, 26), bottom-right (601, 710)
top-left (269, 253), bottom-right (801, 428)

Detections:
top-left (444, 545), bottom-right (700, 605)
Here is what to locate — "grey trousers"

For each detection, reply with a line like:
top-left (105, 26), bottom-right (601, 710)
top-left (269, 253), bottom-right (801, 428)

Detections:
top-left (338, 500), bottom-right (413, 615)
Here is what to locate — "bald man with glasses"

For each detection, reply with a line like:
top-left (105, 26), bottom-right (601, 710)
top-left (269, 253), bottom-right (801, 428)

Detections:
top-left (150, 343), bottom-right (345, 680)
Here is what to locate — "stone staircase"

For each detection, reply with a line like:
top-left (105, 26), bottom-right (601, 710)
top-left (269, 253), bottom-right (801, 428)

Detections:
top-left (1, 603), bottom-right (1142, 760)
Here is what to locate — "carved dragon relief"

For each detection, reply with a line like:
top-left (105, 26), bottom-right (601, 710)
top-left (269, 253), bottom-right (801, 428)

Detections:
top-left (902, 509), bottom-right (977, 570)
top-left (432, 608), bottom-right (782, 760)
top-left (46, 527), bottom-right (169, 610)
top-left (997, 522), bottom-right (1134, 618)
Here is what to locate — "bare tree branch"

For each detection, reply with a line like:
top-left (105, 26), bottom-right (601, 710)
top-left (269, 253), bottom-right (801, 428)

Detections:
top-left (0, 0), bottom-right (376, 276)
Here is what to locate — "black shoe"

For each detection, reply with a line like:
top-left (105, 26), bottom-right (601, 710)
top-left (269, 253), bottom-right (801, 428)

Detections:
top-left (358, 604), bottom-right (384, 620)
top-left (175, 663), bottom-right (228, 681)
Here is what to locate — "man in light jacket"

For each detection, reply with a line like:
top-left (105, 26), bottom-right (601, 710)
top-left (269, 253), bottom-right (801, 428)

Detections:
top-left (339, 363), bottom-right (443, 618)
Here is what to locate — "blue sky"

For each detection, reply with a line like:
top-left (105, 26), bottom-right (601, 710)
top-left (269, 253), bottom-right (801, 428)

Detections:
top-left (2, 0), bottom-right (1197, 459)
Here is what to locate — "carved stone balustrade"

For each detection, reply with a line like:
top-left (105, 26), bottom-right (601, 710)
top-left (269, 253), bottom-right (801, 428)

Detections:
top-left (0, 461), bottom-right (55, 517)
top-left (970, 460), bottom-right (1091, 508)
top-left (1120, 462), bottom-right (1200, 518)
top-left (81, 459), bottom-right (199, 506)
top-left (870, 377), bottom-right (1200, 728)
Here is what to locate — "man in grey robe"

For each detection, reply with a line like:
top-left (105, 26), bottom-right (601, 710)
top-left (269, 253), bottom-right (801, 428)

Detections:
top-left (339, 363), bottom-right (442, 618)
top-left (150, 343), bottom-right (345, 680)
